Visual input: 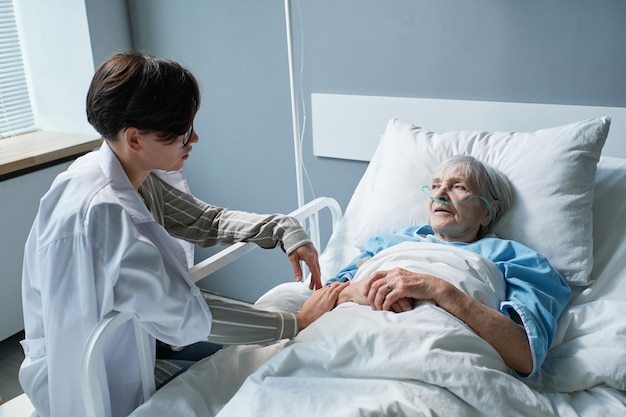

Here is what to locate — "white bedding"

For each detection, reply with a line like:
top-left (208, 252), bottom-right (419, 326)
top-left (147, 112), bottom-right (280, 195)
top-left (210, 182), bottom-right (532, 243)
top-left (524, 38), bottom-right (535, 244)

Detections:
top-left (129, 239), bottom-right (626, 417)
top-left (123, 132), bottom-right (626, 417)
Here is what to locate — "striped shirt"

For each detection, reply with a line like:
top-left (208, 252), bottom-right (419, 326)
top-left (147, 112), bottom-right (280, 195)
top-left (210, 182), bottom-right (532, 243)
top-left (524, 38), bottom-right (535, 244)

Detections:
top-left (139, 173), bottom-right (306, 343)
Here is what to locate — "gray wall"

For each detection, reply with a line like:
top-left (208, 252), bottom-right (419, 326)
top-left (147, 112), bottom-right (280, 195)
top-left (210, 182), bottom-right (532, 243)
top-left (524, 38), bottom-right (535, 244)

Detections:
top-left (85, 0), bottom-right (134, 67)
top-left (90, 0), bottom-right (626, 302)
top-left (0, 162), bottom-right (73, 340)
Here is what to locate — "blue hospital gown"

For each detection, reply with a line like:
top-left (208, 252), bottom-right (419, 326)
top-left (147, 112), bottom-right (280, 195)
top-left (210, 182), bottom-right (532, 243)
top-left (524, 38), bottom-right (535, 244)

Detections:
top-left (327, 224), bottom-right (572, 377)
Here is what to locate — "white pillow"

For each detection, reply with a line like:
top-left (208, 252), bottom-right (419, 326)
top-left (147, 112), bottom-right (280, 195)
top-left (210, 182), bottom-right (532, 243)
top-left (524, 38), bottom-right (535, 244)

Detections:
top-left (348, 117), bottom-right (610, 286)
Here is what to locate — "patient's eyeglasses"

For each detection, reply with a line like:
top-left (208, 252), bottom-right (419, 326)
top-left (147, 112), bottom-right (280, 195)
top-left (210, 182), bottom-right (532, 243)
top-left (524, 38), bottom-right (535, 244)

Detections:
top-left (181, 125), bottom-right (193, 147)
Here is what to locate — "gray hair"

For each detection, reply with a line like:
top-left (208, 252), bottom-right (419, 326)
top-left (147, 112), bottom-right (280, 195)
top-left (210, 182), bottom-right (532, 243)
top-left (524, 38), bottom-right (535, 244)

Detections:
top-left (434, 155), bottom-right (513, 230)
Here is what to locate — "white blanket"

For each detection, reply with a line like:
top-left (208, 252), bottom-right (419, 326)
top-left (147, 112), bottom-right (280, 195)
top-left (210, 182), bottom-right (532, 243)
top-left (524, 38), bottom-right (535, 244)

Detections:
top-left (130, 242), bottom-right (626, 417)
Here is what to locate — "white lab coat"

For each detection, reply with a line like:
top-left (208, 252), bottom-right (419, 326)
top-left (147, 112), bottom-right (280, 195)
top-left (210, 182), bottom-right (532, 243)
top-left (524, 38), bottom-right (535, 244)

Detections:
top-left (19, 142), bottom-right (213, 417)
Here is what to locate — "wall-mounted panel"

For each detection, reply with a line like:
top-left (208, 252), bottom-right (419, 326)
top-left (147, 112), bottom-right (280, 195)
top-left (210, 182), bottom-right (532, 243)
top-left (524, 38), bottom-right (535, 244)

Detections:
top-left (312, 93), bottom-right (626, 162)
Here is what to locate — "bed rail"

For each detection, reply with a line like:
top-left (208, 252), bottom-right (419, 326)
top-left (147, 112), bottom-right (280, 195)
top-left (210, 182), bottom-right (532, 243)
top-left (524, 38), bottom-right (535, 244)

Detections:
top-left (189, 196), bottom-right (342, 282)
top-left (80, 197), bottom-right (342, 417)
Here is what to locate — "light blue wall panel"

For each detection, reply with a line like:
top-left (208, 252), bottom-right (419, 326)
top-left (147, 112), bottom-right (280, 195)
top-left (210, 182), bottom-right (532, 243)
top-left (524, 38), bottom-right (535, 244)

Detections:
top-left (127, 0), bottom-right (305, 301)
top-left (115, 0), bottom-right (626, 302)
top-left (0, 162), bottom-right (73, 340)
top-left (85, 0), bottom-right (134, 66)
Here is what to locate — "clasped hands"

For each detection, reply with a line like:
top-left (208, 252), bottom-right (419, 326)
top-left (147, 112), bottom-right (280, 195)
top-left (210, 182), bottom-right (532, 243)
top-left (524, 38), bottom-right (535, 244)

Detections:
top-left (336, 267), bottom-right (446, 313)
top-left (296, 264), bottom-right (449, 331)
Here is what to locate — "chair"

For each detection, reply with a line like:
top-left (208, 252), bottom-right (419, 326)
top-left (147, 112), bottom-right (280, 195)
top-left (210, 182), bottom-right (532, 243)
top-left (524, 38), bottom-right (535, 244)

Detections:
top-left (81, 312), bottom-right (154, 417)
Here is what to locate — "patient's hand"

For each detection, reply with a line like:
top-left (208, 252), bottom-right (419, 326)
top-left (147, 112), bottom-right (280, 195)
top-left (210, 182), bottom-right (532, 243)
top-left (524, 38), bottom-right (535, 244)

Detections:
top-left (337, 277), bottom-right (414, 313)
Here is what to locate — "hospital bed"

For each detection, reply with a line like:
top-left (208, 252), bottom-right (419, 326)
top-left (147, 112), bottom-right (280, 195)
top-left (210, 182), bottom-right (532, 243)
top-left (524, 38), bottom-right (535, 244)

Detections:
top-left (84, 96), bottom-right (626, 417)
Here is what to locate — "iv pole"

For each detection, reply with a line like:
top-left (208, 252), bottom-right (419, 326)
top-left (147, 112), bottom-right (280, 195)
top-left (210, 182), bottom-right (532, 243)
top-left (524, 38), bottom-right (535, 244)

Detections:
top-left (283, 0), bottom-right (304, 209)
top-left (283, 0), bottom-right (320, 280)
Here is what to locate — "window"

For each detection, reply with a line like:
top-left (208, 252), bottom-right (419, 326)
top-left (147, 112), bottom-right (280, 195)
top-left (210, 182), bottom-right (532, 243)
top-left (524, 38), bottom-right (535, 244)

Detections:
top-left (0, 0), bottom-right (35, 138)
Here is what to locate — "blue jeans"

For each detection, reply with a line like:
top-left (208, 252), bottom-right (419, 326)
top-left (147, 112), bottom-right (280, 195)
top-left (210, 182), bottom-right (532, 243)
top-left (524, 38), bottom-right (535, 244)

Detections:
top-left (156, 341), bottom-right (223, 388)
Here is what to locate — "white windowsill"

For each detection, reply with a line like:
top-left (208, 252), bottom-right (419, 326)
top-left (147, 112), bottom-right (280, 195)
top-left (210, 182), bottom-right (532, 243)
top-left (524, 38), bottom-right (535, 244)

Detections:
top-left (0, 131), bottom-right (102, 177)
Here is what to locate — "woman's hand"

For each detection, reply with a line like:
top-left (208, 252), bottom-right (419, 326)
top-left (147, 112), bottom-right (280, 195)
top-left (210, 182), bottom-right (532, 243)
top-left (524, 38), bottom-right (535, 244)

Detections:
top-left (288, 243), bottom-right (322, 290)
top-left (296, 282), bottom-right (349, 330)
top-left (335, 279), bottom-right (368, 305)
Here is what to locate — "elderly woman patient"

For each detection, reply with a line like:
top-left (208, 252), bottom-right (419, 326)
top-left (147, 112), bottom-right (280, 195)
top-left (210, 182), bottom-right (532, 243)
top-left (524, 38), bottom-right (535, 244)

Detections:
top-left (327, 155), bottom-right (571, 376)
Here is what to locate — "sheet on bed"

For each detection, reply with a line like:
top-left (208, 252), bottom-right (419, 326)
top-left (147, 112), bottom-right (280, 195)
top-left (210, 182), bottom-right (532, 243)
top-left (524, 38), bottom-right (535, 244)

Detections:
top-left (128, 155), bottom-right (626, 416)
top-left (129, 241), bottom-right (625, 417)
top-left (121, 152), bottom-right (626, 417)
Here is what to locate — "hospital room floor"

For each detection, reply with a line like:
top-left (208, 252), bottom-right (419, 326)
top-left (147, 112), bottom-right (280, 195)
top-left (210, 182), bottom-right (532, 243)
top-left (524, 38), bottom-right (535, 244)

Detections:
top-left (0, 331), bottom-right (24, 404)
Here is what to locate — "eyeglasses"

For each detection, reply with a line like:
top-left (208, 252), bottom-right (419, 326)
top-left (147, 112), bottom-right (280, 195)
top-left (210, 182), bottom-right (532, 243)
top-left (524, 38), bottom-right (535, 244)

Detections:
top-left (181, 125), bottom-right (193, 147)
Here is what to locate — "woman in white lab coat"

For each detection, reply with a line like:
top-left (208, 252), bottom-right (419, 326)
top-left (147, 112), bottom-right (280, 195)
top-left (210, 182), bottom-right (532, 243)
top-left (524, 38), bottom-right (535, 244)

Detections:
top-left (19, 51), bottom-right (345, 417)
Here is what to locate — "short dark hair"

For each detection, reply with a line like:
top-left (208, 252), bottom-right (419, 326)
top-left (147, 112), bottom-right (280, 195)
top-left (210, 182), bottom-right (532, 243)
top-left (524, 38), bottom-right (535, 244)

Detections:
top-left (86, 51), bottom-right (200, 140)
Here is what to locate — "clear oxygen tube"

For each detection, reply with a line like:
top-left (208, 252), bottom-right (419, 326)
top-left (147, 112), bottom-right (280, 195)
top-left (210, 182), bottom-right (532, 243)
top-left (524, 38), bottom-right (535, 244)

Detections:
top-left (421, 185), bottom-right (496, 224)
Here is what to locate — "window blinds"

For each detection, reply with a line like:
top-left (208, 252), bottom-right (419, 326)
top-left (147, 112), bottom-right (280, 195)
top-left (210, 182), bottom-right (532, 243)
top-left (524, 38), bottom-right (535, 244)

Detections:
top-left (0, 0), bottom-right (35, 138)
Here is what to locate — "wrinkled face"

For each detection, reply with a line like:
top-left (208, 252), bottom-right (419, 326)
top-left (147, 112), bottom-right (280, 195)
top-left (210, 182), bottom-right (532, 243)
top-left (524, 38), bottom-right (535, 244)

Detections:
top-left (427, 166), bottom-right (491, 243)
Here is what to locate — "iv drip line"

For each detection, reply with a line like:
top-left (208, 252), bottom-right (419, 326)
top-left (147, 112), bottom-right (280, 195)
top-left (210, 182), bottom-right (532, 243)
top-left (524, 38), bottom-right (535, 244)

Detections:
top-left (284, 0), bottom-right (305, 208)
top-left (284, 0), bottom-right (318, 280)
top-left (285, 0), bottom-right (316, 209)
